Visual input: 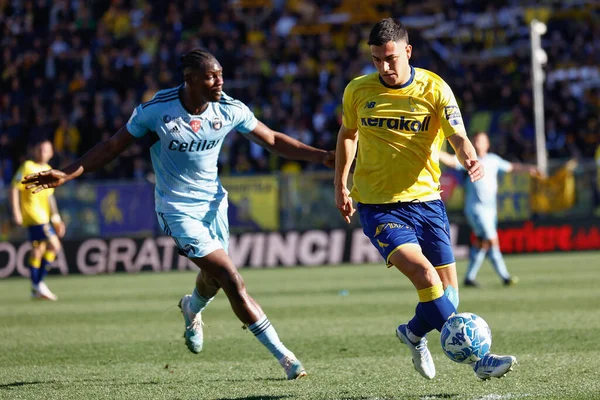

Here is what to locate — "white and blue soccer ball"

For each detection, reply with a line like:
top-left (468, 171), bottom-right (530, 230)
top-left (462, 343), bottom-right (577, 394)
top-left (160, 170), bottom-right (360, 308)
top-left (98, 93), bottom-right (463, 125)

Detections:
top-left (440, 312), bottom-right (492, 364)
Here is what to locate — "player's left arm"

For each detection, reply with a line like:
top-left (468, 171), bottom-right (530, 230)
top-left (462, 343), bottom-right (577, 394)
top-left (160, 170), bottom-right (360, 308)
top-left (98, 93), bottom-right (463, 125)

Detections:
top-left (437, 79), bottom-right (483, 182)
top-left (48, 194), bottom-right (66, 238)
top-left (245, 121), bottom-right (334, 168)
top-left (447, 132), bottom-right (483, 182)
top-left (506, 161), bottom-right (540, 176)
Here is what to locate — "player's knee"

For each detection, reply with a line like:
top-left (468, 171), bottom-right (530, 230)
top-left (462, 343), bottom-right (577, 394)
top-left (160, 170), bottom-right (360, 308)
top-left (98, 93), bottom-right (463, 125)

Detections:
top-left (480, 240), bottom-right (492, 250)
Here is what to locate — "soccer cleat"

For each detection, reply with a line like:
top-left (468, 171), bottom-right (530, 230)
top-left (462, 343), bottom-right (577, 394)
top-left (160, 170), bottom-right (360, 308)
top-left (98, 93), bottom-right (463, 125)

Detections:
top-left (33, 282), bottom-right (58, 301)
top-left (396, 324), bottom-right (435, 379)
top-left (463, 279), bottom-right (481, 288)
top-left (178, 295), bottom-right (204, 353)
top-left (279, 354), bottom-right (307, 380)
top-left (503, 276), bottom-right (519, 286)
top-left (472, 353), bottom-right (517, 380)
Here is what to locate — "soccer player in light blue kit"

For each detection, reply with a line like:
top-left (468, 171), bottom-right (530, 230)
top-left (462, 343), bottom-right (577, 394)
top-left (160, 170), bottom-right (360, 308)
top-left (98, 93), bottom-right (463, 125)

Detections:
top-left (22, 49), bottom-right (335, 380)
top-left (439, 131), bottom-right (537, 287)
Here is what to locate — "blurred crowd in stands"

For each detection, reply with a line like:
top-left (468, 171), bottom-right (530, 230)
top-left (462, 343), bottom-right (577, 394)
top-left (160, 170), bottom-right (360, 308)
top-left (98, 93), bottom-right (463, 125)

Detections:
top-left (1, 0), bottom-right (599, 187)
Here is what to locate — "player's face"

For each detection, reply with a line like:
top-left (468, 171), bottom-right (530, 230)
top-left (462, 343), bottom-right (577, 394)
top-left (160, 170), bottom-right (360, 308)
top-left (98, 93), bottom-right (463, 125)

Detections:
top-left (370, 40), bottom-right (412, 86)
top-left (473, 134), bottom-right (490, 156)
top-left (36, 141), bottom-right (54, 163)
top-left (186, 61), bottom-right (224, 103)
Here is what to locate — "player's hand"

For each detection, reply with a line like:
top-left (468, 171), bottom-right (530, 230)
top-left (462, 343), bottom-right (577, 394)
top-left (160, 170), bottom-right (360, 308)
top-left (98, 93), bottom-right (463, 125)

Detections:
top-left (53, 220), bottom-right (66, 238)
top-left (322, 150), bottom-right (335, 169)
top-left (465, 159), bottom-right (484, 182)
top-left (335, 186), bottom-right (355, 224)
top-left (22, 169), bottom-right (68, 193)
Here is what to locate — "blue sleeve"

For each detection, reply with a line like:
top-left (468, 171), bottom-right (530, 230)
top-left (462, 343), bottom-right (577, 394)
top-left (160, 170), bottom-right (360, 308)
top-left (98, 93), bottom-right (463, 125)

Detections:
top-left (493, 154), bottom-right (512, 173)
top-left (453, 155), bottom-right (465, 171)
top-left (233, 102), bottom-right (258, 134)
top-left (126, 104), bottom-right (152, 138)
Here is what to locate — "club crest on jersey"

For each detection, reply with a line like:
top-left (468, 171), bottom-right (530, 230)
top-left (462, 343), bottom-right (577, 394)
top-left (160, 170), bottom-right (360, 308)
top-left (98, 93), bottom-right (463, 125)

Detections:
top-left (190, 119), bottom-right (201, 132)
top-left (212, 117), bottom-right (222, 130)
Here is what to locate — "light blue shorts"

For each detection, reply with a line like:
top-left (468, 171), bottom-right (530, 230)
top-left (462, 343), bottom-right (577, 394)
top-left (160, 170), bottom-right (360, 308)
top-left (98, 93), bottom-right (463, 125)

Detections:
top-left (157, 204), bottom-right (229, 259)
top-left (464, 205), bottom-right (497, 240)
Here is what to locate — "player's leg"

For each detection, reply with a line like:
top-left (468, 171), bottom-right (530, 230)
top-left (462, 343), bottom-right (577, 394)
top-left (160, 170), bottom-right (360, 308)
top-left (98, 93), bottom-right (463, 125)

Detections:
top-left (486, 236), bottom-right (517, 286)
top-left (36, 227), bottom-right (61, 300)
top-left (190, 250), bottom-right (306, 379)
top-left (463, 209), bottom-right (488, 287)
top-left (419, 201), bottom-right (517, 379)
top-left (357, 203), bottom-right (445, 379)
top-left (26, 224), bottom-right (57, 300)
top-left (162, 209), bottom-right (305, 379)
top-left (28, 241), bottom-right (45, 298)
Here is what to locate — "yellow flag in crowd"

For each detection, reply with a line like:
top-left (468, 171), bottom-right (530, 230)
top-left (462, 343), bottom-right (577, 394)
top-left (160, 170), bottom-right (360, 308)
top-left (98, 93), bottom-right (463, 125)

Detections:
top-left (530, 161), bottom-right (576, 214)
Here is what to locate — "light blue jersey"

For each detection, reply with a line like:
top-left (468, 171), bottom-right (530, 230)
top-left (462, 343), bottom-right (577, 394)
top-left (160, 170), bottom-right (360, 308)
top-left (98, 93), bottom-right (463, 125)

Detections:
top-left (457, 153), bottom-right (512, 209)
top-left (126, 86), bottom-right (258, 214)
top-left (455, 153), bottom-right (511, 240)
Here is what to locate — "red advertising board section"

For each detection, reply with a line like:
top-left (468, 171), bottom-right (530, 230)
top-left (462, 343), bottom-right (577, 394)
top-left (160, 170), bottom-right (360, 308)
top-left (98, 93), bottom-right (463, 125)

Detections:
top-left (1, 218), bottom-right (599, 278)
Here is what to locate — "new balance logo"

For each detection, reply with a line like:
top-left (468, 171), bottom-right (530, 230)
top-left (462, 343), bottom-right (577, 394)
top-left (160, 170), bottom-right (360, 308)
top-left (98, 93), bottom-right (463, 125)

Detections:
top-left (360, 115), bottom-right (432, 132)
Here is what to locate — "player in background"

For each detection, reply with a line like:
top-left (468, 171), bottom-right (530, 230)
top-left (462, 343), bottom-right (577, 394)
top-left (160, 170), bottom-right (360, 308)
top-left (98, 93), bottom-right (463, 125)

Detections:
top-left (22, 49), bottom-right (334, 380)
top-left (10, 139), bottom-right (65, 301)
top-left (439, 131), bottom-right (538, 287)
top-left (334, 18), bottom-right (516, 380)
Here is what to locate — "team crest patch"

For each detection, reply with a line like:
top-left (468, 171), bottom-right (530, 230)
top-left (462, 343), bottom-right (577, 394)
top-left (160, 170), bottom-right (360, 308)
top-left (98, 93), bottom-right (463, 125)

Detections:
top-left (444, 105), bottom-right (463, 126)
top-left (190, 119), bottom-right (201, 132)
top-left (212, 117), bottom-right (222, 130)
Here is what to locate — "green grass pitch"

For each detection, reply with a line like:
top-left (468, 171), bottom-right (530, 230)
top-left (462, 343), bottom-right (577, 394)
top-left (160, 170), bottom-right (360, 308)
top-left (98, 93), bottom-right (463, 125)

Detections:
top-left (1, 251), bottom-right (600, 400)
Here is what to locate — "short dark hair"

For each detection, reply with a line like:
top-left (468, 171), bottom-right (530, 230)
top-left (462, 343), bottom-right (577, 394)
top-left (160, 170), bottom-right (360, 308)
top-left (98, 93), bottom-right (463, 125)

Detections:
top-left (368, 18), bottom-right (409, 46)
top-left (180, 49), bottom-right (218, 72)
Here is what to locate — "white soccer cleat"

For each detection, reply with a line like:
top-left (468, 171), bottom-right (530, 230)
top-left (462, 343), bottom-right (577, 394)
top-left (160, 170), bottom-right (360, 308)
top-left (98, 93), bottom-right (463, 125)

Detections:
top-left (278, 354), bottom-right (307, 380)
top-left (472, 353), bottom-right (517, 380)
top-left (178, 295), bottom-right (204, 353)
top-left (396, 324), bottom-right (436, 379)
top-left (33, 282), bottom-right (58, 301)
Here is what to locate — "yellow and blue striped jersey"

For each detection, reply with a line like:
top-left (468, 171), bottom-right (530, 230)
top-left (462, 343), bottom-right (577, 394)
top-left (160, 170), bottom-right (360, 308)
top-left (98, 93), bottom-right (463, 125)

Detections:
top-left (11, 160), bottom-right (54, 227)
top-left (342, 66), bottom-right (466, 204)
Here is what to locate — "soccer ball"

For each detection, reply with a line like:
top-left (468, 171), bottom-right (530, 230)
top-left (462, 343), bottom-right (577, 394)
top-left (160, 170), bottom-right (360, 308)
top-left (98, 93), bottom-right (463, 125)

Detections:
top-left (440, 312), bottom-right (492, 364)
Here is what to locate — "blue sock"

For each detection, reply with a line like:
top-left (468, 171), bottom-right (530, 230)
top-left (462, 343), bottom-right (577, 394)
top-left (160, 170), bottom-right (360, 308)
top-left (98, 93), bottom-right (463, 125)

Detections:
top-left (40, 259), bottom-right (50, 281)
top-left (407, 284), bottom-right (457, 337)
top-left (418, 295), bottom-right (457, 332)
top-left (30, 267), bottom-right (42, 286)
top-left (28, 258), bottom-right (42, 286)
top-left (248, 315), bottom-right (293, 361)
top-left (487, 247), bottom-right (510, 280)
top-left (466, 247), bottom-right (487, 281)
top-left (444, 285), bottom-right (459, 309)
top-left (189, 288), bottom-right (214, 314)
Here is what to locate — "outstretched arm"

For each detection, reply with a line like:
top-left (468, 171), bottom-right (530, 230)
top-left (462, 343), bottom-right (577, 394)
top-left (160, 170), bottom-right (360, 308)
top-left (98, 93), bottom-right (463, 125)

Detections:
top-left (438, 151), bottom-right (460, 169)
top-left (334, 124), bottom-right (358, 224)
top-left (245, 121), bottom-right (334, 167)
top-left (22, 126), bottom-right (136, 192)
top-left (447, 132), bottom-right (484, 182)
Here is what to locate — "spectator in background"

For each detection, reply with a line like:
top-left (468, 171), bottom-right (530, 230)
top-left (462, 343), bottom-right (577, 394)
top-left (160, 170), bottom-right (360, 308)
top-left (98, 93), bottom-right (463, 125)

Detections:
top-left (0, 0), bottom-right (598, 179)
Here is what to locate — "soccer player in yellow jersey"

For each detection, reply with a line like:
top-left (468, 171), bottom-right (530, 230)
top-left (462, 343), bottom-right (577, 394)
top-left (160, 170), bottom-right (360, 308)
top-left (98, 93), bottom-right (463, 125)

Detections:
top-left (334, 18), bottom-right (516, 381)
top-left (10, 140), bottom-right (65, 301)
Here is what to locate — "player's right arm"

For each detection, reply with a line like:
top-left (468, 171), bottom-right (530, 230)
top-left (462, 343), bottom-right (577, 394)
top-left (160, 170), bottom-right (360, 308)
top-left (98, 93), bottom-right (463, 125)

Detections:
top-left (334, 124), bottom-right (358, 224)
top-left (335, 82), bottom-right (359, 224)
top-left (9, 186), bottom-right (22, 225)
top-left (23, 103), bottom-right (152, 193)
top-left (9, 164), bottom-right (25, 225)
top-left (22, 126), bottom-right (136, 193)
